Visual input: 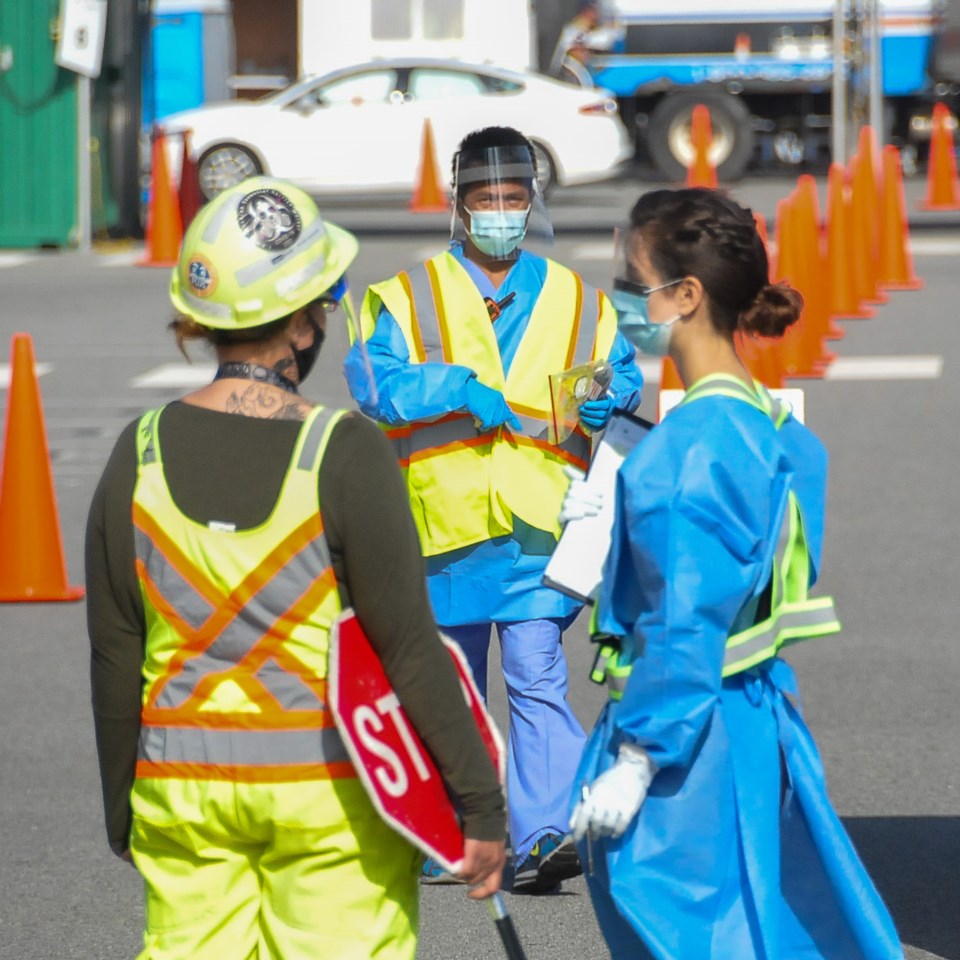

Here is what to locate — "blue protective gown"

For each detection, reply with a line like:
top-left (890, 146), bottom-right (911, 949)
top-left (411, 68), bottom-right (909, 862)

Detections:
top-left (344, 243), bottom-right (644, 862)
top-left (577, 389), bottom-right (903, 960)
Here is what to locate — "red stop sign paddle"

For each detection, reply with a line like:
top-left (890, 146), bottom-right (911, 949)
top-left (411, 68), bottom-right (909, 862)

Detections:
top-left (328, 608), bottom-right (505, 874)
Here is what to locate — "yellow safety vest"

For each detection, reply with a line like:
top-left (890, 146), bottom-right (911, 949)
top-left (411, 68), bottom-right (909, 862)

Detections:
top-left (591, 376), bottom-right (841, 700)
top-left (131, 404), bottom-right (357, 784)
top-left (361, 251), bottom-right (621, 556)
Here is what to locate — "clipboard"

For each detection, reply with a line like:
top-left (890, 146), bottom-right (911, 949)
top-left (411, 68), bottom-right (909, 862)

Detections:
top-left (543, 410), bottom-right (653, 604)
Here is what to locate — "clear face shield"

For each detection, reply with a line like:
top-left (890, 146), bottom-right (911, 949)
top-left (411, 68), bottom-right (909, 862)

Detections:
top-left (451, 144), bottom-right (553, 260)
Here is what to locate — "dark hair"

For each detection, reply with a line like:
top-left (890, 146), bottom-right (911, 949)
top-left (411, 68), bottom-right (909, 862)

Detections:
top-left (452, 126), bottom-right (538, 189)
top-left (168, 311), bottom-right (293, 359)
top-left (628, 188), bottom-right (802, 338)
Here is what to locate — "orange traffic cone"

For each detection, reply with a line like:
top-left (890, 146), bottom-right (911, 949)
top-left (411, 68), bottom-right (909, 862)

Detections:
top-left (849, 154), bottom-right (889, 305)
top-left (796, 174), bottom-right (844, 340)
top-left (878, 145), bottom-right (923, 290)
top-left (178, 130), bottom-right (204, 230)
top-left (792, 180), bottom-right (837, 368)
top-left (0, 334), bottom-right (84, 602)
top-left (656, 356), bottom-right (685, 421)
top-left (686, 104), bottom-right (718, 188)
top-left (738, 331), bottom-right (785, 388)
top-left (919, 102), bottom-right (960, 210)
top-left (777, 194), bottom-right (825, 378)
top-left (825, 163), bottom-right (874, 319)
top-left (410, 119), bottom-right (450, 214)
top-left (138, 131), bottom-right (183, 267)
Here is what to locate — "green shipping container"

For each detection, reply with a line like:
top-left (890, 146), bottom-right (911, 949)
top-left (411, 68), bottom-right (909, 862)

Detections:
top-left (0, 0), bottom-right (116, 248)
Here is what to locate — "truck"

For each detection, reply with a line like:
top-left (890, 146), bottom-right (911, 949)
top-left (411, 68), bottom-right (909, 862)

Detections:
top-left (575, 0), bottom-right (960, 180)
top-left (296, 0), bottom-right (959, 180)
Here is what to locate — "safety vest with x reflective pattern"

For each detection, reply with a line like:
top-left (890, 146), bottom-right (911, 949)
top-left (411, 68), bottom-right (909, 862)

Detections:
top-left (132, 404), bottom-right (357, 784)
top-left (361, 251), bottom-right (621, 556)
top-left (593, 375), bottom-right (841, 701)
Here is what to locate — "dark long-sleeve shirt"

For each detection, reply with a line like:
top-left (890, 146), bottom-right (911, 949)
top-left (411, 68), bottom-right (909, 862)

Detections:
top-left (86, 401), bottom-right (505, 855)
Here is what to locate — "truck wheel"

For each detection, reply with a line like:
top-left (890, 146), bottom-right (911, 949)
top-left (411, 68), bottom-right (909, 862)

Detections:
top-left (646, 91), bottom-right (755, 182)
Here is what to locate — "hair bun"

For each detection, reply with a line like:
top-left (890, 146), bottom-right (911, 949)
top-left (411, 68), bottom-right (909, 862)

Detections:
top-left (739, 283), bottom-right (803, 338)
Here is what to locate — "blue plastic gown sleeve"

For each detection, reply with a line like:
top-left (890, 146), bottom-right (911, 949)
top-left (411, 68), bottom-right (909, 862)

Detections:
top-left (607, 331), bottom-right (643, 413)
top-left (598, 407), bottom-right (788, 770)
top-left (342, 306), bottom-right (478, 425)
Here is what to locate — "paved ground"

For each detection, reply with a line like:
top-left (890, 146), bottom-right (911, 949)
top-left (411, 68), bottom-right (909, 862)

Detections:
top-left (1, 176), bottom-right (959, 959)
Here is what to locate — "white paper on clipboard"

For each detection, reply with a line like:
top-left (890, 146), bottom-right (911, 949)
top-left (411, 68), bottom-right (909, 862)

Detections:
top-left (542, 411), bottom-right (653, 604)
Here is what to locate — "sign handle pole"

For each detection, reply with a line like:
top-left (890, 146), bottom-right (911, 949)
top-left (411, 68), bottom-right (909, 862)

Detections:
top-left (486, 893), bottom-right (529, 960)
top-left (76, 72), bottom-right (92, 252)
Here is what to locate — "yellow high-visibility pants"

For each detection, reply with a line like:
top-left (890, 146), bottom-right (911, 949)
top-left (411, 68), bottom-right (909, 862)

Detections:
top-left (129, 777), bottom-right (420, 960)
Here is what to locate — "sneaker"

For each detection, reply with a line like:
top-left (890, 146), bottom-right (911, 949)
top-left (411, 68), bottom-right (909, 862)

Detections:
top-left (512, 832), bottom-right (582, 893)
top-left (420, 856), bottom-right (465, 885)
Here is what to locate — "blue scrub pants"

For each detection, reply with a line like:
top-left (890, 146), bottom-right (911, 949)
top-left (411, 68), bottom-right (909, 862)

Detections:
top-left (443, 617), bottom-right (586, 864)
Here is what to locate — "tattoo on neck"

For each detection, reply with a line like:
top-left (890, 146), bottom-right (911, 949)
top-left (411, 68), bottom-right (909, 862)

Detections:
top-left (224, 384), bottom-right (308, 421)
top-left (272, 356), bottom-right (297, 378)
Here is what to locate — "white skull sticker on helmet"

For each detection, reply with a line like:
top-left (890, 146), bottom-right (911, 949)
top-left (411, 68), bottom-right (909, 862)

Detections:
top-left (237, 188), bottom-right (302, 252)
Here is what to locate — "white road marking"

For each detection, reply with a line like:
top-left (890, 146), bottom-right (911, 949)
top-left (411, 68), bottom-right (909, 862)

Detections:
top-left (824, 355), bottom-right (943, 380)
top-left (0, 254), bottom-right (33, 268)
top-left (641, 356), bottom-right (942, 382)
top-left (0, 362), bottom-right (54, 388)
top-left (131, 363), bottom-right (216, 388)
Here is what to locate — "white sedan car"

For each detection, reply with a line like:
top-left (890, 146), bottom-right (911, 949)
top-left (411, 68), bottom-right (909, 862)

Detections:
top-left (156, 58), bottom-right (632, 199)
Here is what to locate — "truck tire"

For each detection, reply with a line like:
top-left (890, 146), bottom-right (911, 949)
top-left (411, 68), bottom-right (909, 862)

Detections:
top-left (646, 90), bottom-right (755, 182)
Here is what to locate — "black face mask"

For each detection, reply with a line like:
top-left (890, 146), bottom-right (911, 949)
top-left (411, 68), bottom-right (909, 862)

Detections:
top-left (292, 314), bottom-right (325, 383)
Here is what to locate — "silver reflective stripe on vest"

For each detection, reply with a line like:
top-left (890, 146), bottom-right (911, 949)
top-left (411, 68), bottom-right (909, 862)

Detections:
top-left (134, 527), bottom-right (215, 630)
top-left (139, 724), bottom-right (350, 767)
top-left (572, 283), bottom-right (600, 366)
top-left (297, 406), bottom-right (338, 471)
top-left (723, 600), bottom-right (839, 673)
top-left (150, 534), bottom-right (332, 710)
top-left (255, 658), bottom-right (327, 710)
top-left (404, 416), bottom-right (480, 456)
top-left (407, 263), bottom-right (444, 361)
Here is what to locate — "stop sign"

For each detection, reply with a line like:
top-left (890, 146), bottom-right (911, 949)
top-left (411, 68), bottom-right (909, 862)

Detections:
top-left (328, 609), bottom-right (505, 874)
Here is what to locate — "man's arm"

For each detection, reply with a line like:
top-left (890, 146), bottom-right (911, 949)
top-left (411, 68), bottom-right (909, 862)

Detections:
top-left (343, 305), bottom-right (481, 425)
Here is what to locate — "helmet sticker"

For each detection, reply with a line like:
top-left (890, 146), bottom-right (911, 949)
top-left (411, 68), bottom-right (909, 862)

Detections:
top-left (237, 188), bottom-right (302, 252)
top-left (187, 254), bottom-right (218, 298)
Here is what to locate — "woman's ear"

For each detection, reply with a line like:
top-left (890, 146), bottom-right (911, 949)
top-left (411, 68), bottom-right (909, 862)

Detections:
top-left (677, 276), bottom-right (705, 317)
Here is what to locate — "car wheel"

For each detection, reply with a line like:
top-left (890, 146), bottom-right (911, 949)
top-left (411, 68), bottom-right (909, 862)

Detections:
top-left (531, 141), bottom-right (557, 197)
top-left (646, 91), bottom-right (754, 182)
top-left (197, 144), bottom-right (263, 200)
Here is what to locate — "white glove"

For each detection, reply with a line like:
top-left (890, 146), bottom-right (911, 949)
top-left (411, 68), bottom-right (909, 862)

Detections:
top-left (558, 464), bottom-right (604, 525)
top-left (569, 744), bottom-right (657, 842)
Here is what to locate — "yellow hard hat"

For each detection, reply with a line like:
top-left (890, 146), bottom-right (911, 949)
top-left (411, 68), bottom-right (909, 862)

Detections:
top-left (169, 177), bottom-right (359, 330)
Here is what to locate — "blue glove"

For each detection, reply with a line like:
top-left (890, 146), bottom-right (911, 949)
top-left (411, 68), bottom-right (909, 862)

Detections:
top-left (464, 378), bottom-right (522, 433)
top-left (578, 396), bottom-right (615, 432)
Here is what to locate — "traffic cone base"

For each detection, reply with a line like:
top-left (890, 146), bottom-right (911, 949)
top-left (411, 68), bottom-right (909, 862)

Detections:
top-left (0, 334), bottom-right (84, 603)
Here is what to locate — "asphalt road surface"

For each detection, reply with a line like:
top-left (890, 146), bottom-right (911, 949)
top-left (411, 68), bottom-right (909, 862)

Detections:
top-left (1, 175), bottom-right (958, 959)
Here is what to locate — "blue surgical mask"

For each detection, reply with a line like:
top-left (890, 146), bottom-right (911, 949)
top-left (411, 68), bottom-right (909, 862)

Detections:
top-left (467, 208), bottom-right (530, 259)
top-left (611, 283), bottom-right (682, 357)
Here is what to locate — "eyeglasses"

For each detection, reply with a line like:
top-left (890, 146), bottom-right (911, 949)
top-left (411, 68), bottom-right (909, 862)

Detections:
top-left (613, 277), bottom-right (683, 298)
top-left (307, 297), bottom-right (340, 316)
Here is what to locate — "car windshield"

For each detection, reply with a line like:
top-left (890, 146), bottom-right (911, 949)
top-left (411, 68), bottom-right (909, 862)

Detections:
top-left (264, 69), bottom-right (400, 108)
